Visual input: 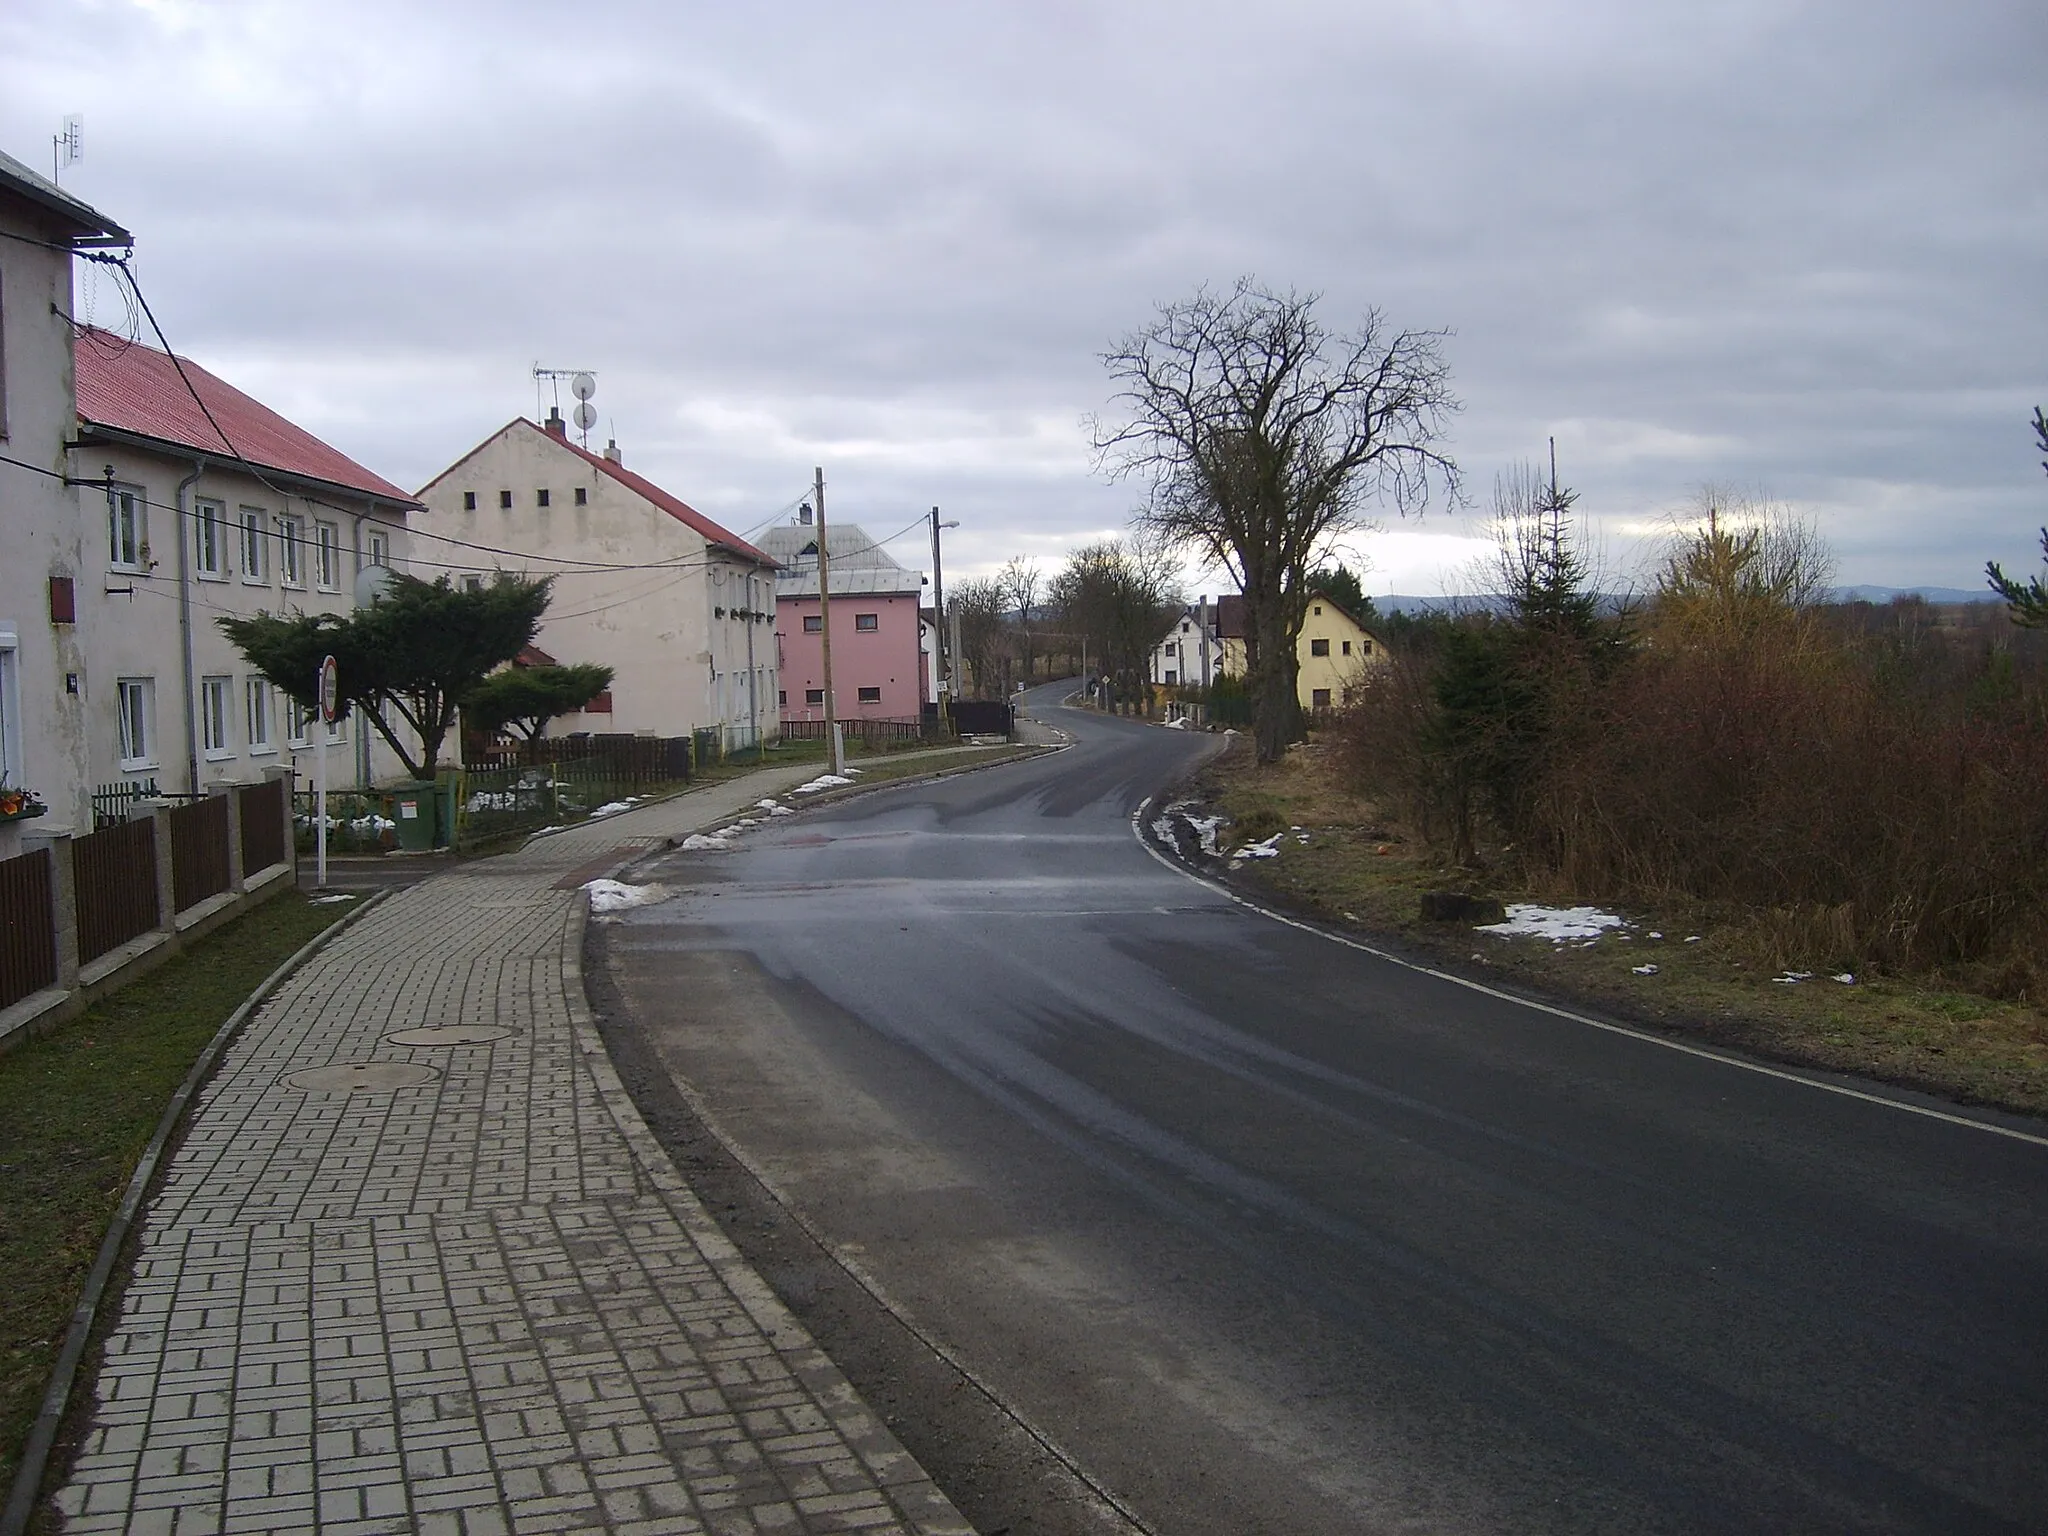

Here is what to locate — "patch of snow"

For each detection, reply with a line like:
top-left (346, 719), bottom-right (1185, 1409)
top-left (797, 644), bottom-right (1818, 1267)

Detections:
top-left (1834, 973), bottom-right (1856, 985)
top-left (584, 878), bottom-right (667, 914)
top-left (589, 801), bottom-right (635, 818)
top-left (1234, 833), bottom-right (1284, 860)
top-left (1647, 931), bottom-right (1663, 940)
top-left (1632, 964), bottom-right (1659, 976)
top-left (679, 833), bottom-right (730, 851)
top-left (792, 774), bottom-right (857, 795)
top-left (1476, 905), bottom-right (1628, 943)
top-left (756, 799), bottom-right (795, 816)
top-left (1771, 971), bottom-right (1814, 984)
top-left (1162, 716), bottom-right (1190, 729)
top-left (1685, 935), bottom-right (1702, 943)
top-left (309, 894), bottom-right (355, 905)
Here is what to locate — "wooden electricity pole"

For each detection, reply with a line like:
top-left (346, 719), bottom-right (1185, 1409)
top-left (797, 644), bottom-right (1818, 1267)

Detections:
top-left (814, 465), bottom-right (844, 775)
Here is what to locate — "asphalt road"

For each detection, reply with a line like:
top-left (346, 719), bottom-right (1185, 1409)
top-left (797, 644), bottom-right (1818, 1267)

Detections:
top-left (595, 682), bottom-right (2048, 1535)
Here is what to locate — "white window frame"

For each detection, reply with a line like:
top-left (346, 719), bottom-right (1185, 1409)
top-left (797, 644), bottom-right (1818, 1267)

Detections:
top-left (277, 512), bottom-right (306, 588)
top-left (367, 528), bottom-right (390, 569)
top-left (314, 520), bottom-right (341, 590)
top-left (245, 678), bottom-right (274, 755)
top-left (117, 677), bottom-right (157, 770)
top-left (194, 498), bottom-right (225, 579)
top-left (201, 675), bottom-right (235, 759)
top-left (287, 697), bottom-right (315, 749)
top-left (0, 627), bottom-right (21, 789)
top-left (108, 485), bottom-right (147, 572)
top-left (240, 507), bottom-right (269, 584)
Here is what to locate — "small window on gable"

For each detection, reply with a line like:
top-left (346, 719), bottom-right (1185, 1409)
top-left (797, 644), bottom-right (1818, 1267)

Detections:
top-left (1361, 639), bottom-right (1373, 655)
top-left (1314, 604), bottom-right (1323, 616)
top-left (463, 491), bottom-right (477, 511)
top-left (537, 488), bottom-right (550, 507)
top-left (574, 486), bottom-right (587, 506)
top-left (1341, 640), bottom-right (1352, 656)
top-left (498, 490), bottom-right (512, 509)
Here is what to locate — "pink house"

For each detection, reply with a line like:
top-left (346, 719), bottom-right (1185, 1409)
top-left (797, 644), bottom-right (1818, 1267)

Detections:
top-left (759, 517), bottom-right (930, 721)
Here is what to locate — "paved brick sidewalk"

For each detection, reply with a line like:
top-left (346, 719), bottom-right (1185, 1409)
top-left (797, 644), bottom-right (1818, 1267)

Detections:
top-left (52, 767), bottom-right (975, 1536)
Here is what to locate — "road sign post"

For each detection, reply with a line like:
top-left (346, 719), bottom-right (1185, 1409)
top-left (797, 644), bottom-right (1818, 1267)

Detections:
top-left (316, 655), bottom-right (338, 889)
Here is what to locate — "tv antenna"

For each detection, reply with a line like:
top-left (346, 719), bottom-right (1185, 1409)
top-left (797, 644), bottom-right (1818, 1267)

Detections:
top-left (52, 115), bottom-right (81, 183)
top-left (532, 365), bottom-right (598, 448)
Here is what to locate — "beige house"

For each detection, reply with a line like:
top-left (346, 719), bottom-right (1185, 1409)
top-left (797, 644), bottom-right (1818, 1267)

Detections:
top-left (0, 149), bottom-right (130, 838)
top-left (1217, 590), bottom-right (1387, 710)
top-left (71, 330), bottom-right (421, 802)
top-left (415, 413), bottom-right (781, 750)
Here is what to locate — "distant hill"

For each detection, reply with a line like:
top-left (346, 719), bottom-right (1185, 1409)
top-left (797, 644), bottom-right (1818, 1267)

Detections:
top-left (1371, 586), bottom-right (2001, 616)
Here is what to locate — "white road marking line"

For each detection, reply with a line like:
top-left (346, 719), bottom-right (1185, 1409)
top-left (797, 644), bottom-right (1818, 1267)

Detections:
top-left (1131, 798), bottom-right (2048, 1150)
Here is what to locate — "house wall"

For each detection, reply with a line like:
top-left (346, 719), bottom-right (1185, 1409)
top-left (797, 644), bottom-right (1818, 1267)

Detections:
top-left (774, 592), bottom-right (927, 719)
top-left (0, 197), bottom-right (95, 830)
top-left (416, 423), bottom-right (778, 749)
top-left (74, 442), bottom-right (413, 796)
top-left (1218, 597), bottom-right (1386, 708)
top-left (1151, 607), bottom-right (1221, 687)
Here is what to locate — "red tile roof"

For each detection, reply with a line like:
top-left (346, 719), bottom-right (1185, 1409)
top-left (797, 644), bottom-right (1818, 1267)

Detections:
top-left (73, 329), bottom-right (418, 505)
top-left (521, 422), bottom-right (777, 568)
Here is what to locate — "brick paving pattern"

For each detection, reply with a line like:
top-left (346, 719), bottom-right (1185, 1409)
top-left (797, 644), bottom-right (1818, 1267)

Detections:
top-left (53, 766), bottom-right (974, 1535)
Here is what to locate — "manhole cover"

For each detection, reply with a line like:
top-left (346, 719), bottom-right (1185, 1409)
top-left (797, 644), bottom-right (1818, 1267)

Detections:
top-left (382, 1025), bottom-right (516, 1047)
top-left (283, 1062), bottom-right (440, 1093)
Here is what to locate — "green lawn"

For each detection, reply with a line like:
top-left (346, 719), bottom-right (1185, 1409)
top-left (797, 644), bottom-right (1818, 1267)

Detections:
top-left (0, 891), bottom-right (346, 1499)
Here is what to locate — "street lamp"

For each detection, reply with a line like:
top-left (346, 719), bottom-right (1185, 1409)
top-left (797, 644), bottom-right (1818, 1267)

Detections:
top-left (929, 508), bottom-right (960, 706)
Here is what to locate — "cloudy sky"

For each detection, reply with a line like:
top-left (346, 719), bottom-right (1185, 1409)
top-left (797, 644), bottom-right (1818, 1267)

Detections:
top-left (4, 0), bottom-right (2043, 596)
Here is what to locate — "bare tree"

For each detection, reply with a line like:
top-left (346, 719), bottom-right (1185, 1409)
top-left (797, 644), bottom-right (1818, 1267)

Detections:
top-left (950, 576), bottom-right (1010, 699)
top-left (1050, 538), bottom-right (1182, 713)
top-left (997, 556), bottom-right (1043, 680)
top-left (1093, 278), bottom-right (1460, 761)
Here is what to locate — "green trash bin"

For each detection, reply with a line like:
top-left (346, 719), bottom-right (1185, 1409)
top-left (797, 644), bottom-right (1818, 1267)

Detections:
top-left (433, 771), bottom-right (460, 850)
top-left (388, 782), bottom-right (437, 852)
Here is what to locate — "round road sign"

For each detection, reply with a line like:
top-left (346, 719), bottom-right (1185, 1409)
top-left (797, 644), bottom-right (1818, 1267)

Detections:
top-left (318, 654), bottom-right (339, 723)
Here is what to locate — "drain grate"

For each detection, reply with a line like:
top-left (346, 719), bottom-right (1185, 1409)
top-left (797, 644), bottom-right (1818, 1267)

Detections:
top-left (283, 1062), bottom-right (440, 1093)
top-left (383, 1025), bottom-right (517, 1047)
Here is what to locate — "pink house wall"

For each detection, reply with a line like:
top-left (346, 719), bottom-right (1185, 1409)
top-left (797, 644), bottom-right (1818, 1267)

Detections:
top-left (775, 593), bottom-right (929, 719)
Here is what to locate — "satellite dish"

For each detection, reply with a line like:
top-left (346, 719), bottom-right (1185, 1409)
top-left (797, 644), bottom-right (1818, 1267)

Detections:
top-left (354, 565), bottom-right (396, 606)
top-left (570, 372), bottom-right (597, 401)
top-left (573, 400), bottom-right (597, 432)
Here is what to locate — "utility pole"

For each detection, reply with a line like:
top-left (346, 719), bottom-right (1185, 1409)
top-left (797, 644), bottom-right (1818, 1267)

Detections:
top-left (814, 466), bottom-right (844, 775)
top-left (928, 505), bottom-right (948, 715)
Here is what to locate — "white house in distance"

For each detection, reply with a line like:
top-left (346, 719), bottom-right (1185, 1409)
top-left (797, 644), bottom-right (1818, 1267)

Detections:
top-left (415, 412), bottom-right (781, 750)
top-left (71, 328), bottom-right (422, 801)
top-left (1150, 597), bottom-right (1223, 687)
top-left (0, 149), bottom-right (130, 836)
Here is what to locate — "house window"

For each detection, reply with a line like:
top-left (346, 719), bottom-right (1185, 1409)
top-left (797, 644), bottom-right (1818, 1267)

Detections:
top-left (240, 507), bottom-right (269, 582)
top-left (854, 613), bottom-right (878, 632)
top-left (574, 486), bottom-right (587, 506)
top-left (1165, 669), bottom-right (1178, 685)
top-left (117, 677), bottom-right (156, 769)
top-left (245, 679), bottom-right (273, 753)
top-left (0, 631), bottom-right (20, 789)
top-left (315, 521), bottom-right (341, 589)
top-left (1310, 638), bottom-right (1330, 657)
top-left (537, 488), bottom-right (550, 507)
top-left (778, 690), bottom-right (787, 708)
top-left (1313, 605), bottom-right (1323, 616)
top-left (108, 485), bottom-right (146, 571)
top-left (1311, 688), bottom-right (1332, 708)
top-left (287, 698), bottom-right (315, 748)
top-left (201, 676), bottom-right (234, 757)
top-left (857, 685), bottom-right (881, 703)
top-left (277, 513), bottom-right (306, 586)
top-left (194, 499), bottom-right (225, 577)
top-left (1361, 640), bottom-right (1373, 655)
top-left (803, 614), bottom-right (822, 634)
top-left (498, 490), bottom-right (512, 509)
top-left (463, 491), bottom-right (477, 510)
top-left (805, 688), bottom-right (824, 706)
top-left (1164, 641), bottom-right (1177, 657)
top-left (367, 528), bottom-right (390, 568)
top-left (462, 574), bottom-right (484, 593)
top-left (1341, 640), bottom-right (1352, 656)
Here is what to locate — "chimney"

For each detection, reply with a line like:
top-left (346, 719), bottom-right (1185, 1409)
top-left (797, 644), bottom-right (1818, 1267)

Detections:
top-left (544, 406), bottom-right (567, 438)
top-left (798, 503), bottom-right (814, 526)
top-left (603, 438), bottom-right (623, 464)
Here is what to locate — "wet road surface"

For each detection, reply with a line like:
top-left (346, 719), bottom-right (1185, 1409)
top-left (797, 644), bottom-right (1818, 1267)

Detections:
top-left (598, 683), bottom-right (2048, 1535)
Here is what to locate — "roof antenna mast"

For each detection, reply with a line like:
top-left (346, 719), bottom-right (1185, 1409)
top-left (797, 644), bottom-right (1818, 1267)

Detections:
top-left (531, 366), bottom-right (598, 448)
top-left (53, 114), bottom-right (81, 184)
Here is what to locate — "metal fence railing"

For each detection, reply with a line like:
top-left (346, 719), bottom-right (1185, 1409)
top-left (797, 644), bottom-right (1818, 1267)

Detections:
top-left (92, 778), bottom-right (157, 830)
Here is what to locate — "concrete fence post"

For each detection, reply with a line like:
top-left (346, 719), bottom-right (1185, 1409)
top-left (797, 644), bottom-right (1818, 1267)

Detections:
top-left (22, 827), bottom-right (80, 992)
top-left (209, 781), bottom-right (246, 894)
top-left (139, 799), bottom-right (177, 933)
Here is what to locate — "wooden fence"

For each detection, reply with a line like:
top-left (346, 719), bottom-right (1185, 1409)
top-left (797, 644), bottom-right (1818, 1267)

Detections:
top-left (0, 847), bottom-right (56, 1011)
top-left (170, 795), bottom-right (233, 912)
top-left (779, 716), bottom-right (942, 747)
top-left (74, 817), bottom-right (160, 966)
top-left (239, 779), bottom-right (287, 874)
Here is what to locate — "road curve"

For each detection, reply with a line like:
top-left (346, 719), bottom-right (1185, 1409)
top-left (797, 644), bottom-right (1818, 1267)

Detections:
top-left (597, 682), bottom-right (2048, 1535)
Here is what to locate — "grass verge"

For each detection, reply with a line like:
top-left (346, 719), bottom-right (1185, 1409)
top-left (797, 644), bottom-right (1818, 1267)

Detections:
top-left (1187, 737), bottom-right (2048, 1119)
top-left (0, 891), bottom-right (344, 1497)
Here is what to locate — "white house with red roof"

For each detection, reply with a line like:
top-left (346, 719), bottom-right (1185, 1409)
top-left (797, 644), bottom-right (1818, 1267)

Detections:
top-left (70, 328), bottom-right (423, 802)
top-left (415, 412), bottom-right (781, 749)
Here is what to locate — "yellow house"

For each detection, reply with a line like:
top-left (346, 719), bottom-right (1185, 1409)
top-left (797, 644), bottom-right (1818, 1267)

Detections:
top-left (1217, 591), bottom-right (1387, 710)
